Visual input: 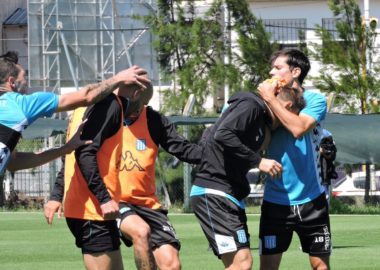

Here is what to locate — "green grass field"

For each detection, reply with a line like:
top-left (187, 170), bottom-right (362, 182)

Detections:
top-left (0, 213), bottom-right (379, 269)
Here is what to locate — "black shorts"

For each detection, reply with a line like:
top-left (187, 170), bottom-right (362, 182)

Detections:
top-left (66, 218), bottom-right (121, 254)
top-left (190, 194), bottom-right (250, 257)
top-left (118, 203), bottom-right (180, 251)
top-left (259, 193), bottom-right (331, 256)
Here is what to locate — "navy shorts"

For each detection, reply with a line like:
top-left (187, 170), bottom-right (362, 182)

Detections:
top-left (66, 218), bottom-right (120, 254)
top-left (118, 203), bottom-right (180, 251)
top-left (259, 193), bottom-right (331, 256)
top-left (190, 194), bottom-right (250, 258)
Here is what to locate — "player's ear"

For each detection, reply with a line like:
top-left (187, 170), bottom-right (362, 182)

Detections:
top-left (283, 100), bottom-right (294, 111)
top-left (8, 76), bottom-right (16, 89)
top-left (292, 67), bottom-right (301, 79)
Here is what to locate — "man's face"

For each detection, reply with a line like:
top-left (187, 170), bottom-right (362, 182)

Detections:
top-left (117, 84), bottom-right (144, 121)
top-left (125, 100), bottom-right (144, 121)
top-left (269, 94), bottom-right (298, 131)
top-left (15, 65), bottom-right (28, 94)
top-left (269, 56), bottom-right (299, 87)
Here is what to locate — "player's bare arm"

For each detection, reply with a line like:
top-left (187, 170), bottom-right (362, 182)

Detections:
top-left (6, 120), bottom-right (91, 171)
top-left (56, 65), bottom-right (149, 112)
top-left (258, 81), bottom-right (316, 138)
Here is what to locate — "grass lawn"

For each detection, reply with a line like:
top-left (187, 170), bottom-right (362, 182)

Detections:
top-left (0, 212), bottom-right (379, 269)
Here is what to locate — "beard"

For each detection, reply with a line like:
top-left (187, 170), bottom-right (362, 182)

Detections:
top-left (14, 81), bottom-right (28, 94)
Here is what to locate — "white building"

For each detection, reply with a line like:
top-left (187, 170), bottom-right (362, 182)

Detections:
top-left (1, 0), bottom-right (379, 110)
top-left (247, 0), bottom-right (380, 90)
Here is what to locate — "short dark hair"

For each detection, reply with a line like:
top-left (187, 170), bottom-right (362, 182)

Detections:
top-left (278, 86), bottom-right (306, 113)
top-left (0, 59), bottom-right (19, 85)
top-left (0, 51), bottom-right (19, 64)
top-left (270, 49), bottom-right (310, 84)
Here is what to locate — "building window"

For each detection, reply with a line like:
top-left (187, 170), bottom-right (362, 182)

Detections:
top-left (322, 18), bottom-right (340, 39)
top-left (321, 18), bottom-right (349, 63)
top-left (263, 18), bottom-right (307, 49)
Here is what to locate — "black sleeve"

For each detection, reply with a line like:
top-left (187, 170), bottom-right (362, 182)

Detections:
top-left (199, 125), bottom-right (213, 148)
top-left (75, 95), bottom-right (121, 204)
top-left (147, 107), bottom-right (203, 164)
top-left (50, 157), bottom-right (65, 202)
top-left (214, 99), bottom-right (262, 168)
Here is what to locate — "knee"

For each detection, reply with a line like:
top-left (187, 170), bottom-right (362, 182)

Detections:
top-left (130, 224), bottom-right (151, 244)
top-left (312, 263), bottom-right (329, 270)
top-left (157, 257), bottom-right (181, 270)
top-left (310, 256), bottom-right (329, 270)
top-left (224, 251), bottom-right (252, 270)
top-left (240, 254), bottom-right (253, 270)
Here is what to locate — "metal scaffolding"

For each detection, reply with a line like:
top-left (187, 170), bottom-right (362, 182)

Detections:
top-left (28, 0), bottom-right (157, 97)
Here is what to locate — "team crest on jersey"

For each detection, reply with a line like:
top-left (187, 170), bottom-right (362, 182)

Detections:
top-left (236, 229), bottom-right (248, 243)
top-left (136, 139), bottom-right (146, 151)
top-left (120, 150), bottom-right (144, 172)
top-left (264, 235), bottom-right (277, 249)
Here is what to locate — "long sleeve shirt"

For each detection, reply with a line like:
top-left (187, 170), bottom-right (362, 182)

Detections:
top-left (194, 92), bottom-right (271, 200)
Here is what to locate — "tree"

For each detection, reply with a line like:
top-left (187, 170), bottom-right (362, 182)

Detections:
top-left (311, 0), bottom-right (380, 114)
top-left (142, 0), bottom-right (277, 114)
top-left (226, 0), bottom-right (278, 91)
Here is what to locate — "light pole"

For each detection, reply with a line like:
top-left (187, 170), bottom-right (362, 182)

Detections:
top-left (364, 0), bottom-right (371, 73)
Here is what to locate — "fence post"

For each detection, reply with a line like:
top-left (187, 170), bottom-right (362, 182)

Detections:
top-left (182, 95), bottom-right (195, 212)
top-left (364, 162), bottom-right (371, 204)
top-left (0, 175), bottom-right (4, 206)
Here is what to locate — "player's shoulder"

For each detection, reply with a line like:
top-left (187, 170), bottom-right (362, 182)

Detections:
top-left (146, 105), bottom-right (162, 119)
top-left (228, 91), bottom-right (264, 108)
top-left (303, 90), bottom-right (326, 101)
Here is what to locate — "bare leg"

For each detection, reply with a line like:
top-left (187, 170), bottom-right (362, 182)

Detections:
top-left (309, 255), bottom-right (330, 270)
top-left (260, 253), bottom-right (282, 270)
top-left (83, 250), bottom-right (124, 270)
top-left (221, 247), bottom-right (252, 270)
top-left (153, 244), bottom-right (181, 270)
top-left (120, 214), bottom-right (156, 270)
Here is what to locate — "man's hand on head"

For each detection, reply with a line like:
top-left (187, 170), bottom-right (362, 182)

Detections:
top-left (258, 79), bottom-right (280, 102)
top-left (115, 66), bottom-right (150, 89)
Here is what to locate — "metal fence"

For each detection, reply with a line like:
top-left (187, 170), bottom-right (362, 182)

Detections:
top-left (3, 136), bottom-right (64, 204)
top-left (2, 121), bottom-right (211, 209)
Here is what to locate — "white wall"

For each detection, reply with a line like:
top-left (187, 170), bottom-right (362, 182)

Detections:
top-left (3, 25), bottom-right (28, 68)
top-left (248, 0), bottom-right (380, 89)
top-left (0, 0), bottom-right (27, 54)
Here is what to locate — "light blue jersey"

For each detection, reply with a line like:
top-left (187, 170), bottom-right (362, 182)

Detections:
top-left (0, 91), bottom-right (59, 174)
top-left (264, 91), bottom-right (327, 205)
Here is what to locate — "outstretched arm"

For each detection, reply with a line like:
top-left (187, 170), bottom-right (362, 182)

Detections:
top-left (7, 120), bottom-right (92, 171)
top-left (56, 66), bottom-right (150, 112)
top-left (148, 108), bottom-right (203, 164)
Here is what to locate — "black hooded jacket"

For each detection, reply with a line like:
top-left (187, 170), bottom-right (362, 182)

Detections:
top-left (194, 92), bottom-right (272, 200)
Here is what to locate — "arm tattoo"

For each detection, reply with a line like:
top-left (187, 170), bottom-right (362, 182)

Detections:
top-left (85, 78), bottom-right (119, 104)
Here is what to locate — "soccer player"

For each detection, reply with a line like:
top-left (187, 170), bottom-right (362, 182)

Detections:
top-left (116, 83), bottom-right (202, 270)
top-left (0, 56), bottom-right (148, 177)
top-left (190, 87), bottom-right (305, 270)
top-left (258, 48), bottom-right (330, 270)
top-left (46, 81), bottom-right (203, 270)
top-left (44, 77), bottom-right (152, 270)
